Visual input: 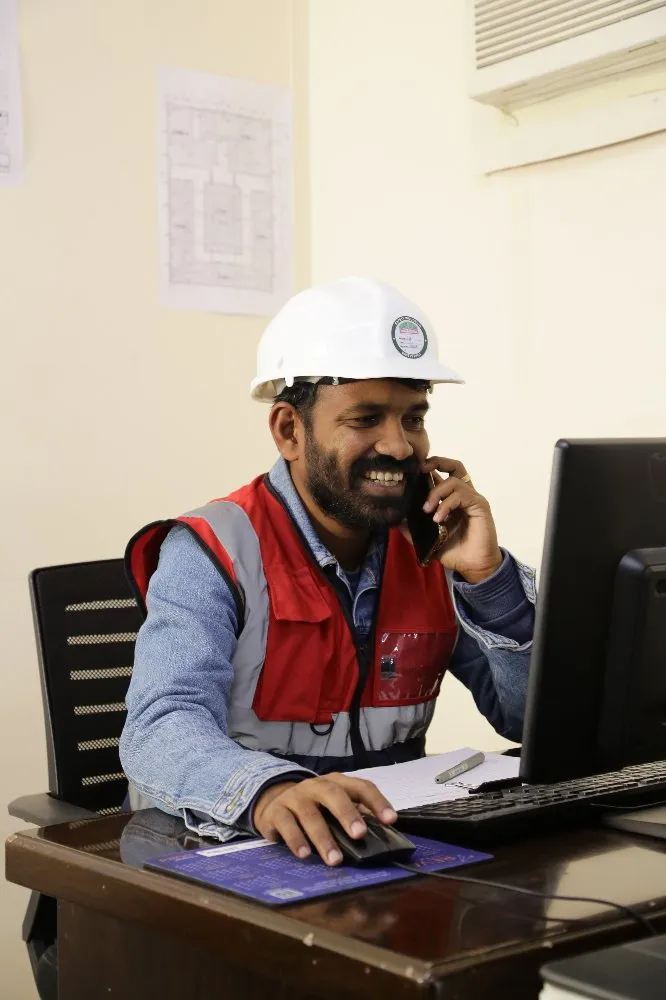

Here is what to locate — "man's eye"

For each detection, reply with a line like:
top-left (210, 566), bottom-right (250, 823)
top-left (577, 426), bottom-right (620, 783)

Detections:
top-left (352, 415), bottom-right (379, 427)
top-left (404, 416), bottom-right (425, 429)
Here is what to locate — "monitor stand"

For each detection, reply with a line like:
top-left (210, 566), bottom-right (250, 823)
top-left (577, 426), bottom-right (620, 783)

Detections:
top-left (603, 805), bottom-right (666, 841)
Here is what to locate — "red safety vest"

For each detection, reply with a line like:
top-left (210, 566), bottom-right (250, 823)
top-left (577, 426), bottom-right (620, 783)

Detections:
top-left (127, 475), bottom-right (457, 726)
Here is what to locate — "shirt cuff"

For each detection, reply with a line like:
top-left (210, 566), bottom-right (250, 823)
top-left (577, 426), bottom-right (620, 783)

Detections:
top-left (452, 549), bottom-right (526, 625)
top-left (238, 771), bottom-right (315, 835)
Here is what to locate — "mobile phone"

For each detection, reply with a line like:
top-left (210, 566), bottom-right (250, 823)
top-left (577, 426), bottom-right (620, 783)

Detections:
top-left (406, 473), bottom-right (464, 568)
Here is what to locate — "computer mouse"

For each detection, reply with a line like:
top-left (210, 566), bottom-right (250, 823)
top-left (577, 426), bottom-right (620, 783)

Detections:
top-left (324, 812), bottom-right (417, 867)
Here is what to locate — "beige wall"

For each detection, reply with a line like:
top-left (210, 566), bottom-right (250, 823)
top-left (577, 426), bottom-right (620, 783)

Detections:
top-left (308, 0), bottom-right (666, 753)
top-left (0, 1), bottom-right (309, 995)
top-left (4, 0), bottom-right (666, 993)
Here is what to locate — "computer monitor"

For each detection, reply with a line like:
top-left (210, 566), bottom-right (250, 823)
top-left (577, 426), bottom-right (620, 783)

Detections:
top-left (520, 439), bottom-right (666, 785)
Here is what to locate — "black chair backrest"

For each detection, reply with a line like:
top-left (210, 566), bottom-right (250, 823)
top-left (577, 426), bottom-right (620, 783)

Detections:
top-left (30, 559), bottom-right (142, 814)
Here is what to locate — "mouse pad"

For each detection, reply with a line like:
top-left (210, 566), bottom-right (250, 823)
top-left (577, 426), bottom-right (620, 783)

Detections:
top-left (144, 834), bottom-right (492, 906)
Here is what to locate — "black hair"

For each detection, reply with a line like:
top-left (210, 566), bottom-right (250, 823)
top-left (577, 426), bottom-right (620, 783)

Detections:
top-left (273, 377), bottom-right (431, 427)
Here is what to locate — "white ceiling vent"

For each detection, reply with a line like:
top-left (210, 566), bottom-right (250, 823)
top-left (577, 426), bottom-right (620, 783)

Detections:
top-left (470, 1), bottom-right (666, 108)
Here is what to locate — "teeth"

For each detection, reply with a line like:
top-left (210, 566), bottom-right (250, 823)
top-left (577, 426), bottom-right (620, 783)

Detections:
top-left (364, 471), bottom-right (404, 483)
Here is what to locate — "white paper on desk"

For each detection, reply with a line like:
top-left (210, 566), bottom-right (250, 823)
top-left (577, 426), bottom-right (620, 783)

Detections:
top-left (346, 747), bottom-right (521, 811)
top-left (0, 0), bottom-right (23, 184)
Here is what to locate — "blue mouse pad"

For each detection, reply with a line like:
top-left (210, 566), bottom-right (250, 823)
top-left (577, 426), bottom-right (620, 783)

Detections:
top-left (145, 834), bottom-right (492, 906)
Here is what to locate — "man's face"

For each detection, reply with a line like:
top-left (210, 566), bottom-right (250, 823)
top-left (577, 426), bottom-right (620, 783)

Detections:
top-left (301, 380), bottom-right (430, 530)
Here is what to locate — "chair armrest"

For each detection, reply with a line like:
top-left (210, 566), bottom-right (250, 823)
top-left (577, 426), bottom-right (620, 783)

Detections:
top-left (8, 793), bottom-right (96, 826)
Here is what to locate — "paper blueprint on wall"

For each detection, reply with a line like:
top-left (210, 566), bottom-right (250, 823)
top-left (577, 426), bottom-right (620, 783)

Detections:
top-left (0, 0), bottom-right (23, 185)
top-left (158, 67), bottom-right (293, 316)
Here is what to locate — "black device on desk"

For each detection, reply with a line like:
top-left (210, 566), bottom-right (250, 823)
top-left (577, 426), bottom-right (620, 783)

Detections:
top-left (324, 812), bottom-right (417, 866)
top-left (542, 933), bottom-right (666, 1000)
top-left (399, 439), bottom-right (666, 844)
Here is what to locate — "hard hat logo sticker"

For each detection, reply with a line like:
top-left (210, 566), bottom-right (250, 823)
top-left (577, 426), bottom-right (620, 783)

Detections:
top-left (391, 316), bottom-right (428, 359)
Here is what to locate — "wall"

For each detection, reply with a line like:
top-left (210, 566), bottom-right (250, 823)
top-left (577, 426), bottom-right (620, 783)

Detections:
top-left (308, 0), bottom-right (666, 753)
top-left (0, 1), bottom-right (309, 995)
top-left (3, 1), bottom-right (666, 991)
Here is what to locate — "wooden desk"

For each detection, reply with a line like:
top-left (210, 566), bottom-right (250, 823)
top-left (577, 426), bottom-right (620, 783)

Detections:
top-left (6, 810), bottom-right (666, 999)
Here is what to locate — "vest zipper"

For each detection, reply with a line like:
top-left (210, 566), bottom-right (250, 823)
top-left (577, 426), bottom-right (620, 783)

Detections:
top-left (322, 564), bottom-right (376, 770)
top-left (331, 552), bottom-right (387, 770)
top-left (263, 476), bottom-right (384, 770)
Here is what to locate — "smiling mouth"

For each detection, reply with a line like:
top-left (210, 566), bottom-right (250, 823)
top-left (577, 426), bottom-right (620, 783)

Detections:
top-left (359, 471), bottom-right (406, 492)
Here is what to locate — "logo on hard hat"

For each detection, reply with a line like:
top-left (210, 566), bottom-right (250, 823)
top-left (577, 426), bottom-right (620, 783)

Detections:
top-left (391, 316), bottom-right (428, 359)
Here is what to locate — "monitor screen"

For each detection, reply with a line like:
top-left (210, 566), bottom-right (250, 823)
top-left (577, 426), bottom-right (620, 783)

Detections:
top-left (520, 439), bottom-right (666, 784)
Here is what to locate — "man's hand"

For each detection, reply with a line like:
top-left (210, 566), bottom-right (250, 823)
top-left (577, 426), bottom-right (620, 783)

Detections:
top-left (253, 773), bottom-right (397, 866)
top-left (415, 456), bottom-right (503, 584)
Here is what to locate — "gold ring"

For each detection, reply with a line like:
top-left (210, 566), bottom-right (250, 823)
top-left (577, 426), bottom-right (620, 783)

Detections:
top-left (461, 473), bottom-right (473, 484)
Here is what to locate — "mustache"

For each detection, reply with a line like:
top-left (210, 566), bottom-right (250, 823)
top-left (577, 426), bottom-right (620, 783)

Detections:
top-left (350, 456), bottom-right (420, 479)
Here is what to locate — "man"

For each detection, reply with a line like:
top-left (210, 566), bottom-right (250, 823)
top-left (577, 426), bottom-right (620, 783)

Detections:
top-left (121, 277), bottom-right (536, 867)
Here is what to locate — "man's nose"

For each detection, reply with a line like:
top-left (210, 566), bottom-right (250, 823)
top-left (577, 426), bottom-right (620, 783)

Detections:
top-left (374, 421), bottom-right (414, 462)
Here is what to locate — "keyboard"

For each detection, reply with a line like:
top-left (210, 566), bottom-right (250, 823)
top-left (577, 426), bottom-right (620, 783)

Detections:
top-left (397, 760), bottom-right (666, 844)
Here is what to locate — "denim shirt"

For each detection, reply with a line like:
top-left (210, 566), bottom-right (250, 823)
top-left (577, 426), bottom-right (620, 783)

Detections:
top-left (120, 459), bottom-right (537, 842)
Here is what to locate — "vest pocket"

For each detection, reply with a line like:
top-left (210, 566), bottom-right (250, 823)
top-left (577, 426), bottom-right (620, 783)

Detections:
top-left (372, 630), bottom-right (457, 706)
top-left (252, 568), bottom-right (349, 724)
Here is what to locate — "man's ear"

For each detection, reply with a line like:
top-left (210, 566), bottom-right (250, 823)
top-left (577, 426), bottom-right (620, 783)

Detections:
top-left (269, 403), bottom-right (305, 462)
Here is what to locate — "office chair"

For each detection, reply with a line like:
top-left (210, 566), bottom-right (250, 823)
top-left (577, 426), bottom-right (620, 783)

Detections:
top-left (7, 558), bottom-right (141, 999)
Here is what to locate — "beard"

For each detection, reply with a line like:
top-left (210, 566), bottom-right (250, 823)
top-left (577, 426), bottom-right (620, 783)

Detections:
top-left (304, 432), bottom-right (420, 530)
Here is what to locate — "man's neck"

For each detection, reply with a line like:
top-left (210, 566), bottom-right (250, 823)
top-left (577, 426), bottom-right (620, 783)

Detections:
top-left (289, 470), bottom-right (371, 572)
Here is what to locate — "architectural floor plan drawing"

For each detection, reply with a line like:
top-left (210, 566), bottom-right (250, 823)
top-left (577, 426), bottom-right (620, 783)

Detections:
top-left (159, 68), bottom-right (293, 316)
top-left (0, 0), bottom-right (23, 184)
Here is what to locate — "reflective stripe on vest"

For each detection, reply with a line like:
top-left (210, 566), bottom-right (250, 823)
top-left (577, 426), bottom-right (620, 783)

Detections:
top-left (126, 475), bottom-right (458, 761)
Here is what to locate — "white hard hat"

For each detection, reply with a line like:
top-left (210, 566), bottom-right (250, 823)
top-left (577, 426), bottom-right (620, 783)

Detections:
top-left (250, 276), bottom-right (464, 402)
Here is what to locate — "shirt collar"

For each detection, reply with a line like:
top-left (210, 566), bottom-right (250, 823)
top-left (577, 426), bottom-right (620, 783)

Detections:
top-left (268, 457), bottom-right (337, 569)
top-left (267, 457), bottom-right (385, 580)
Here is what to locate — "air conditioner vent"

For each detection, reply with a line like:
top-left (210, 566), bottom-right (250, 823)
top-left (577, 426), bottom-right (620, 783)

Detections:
top-left (475, 0), bottom-right (665, 70)
top-left (469, 1), bottom-right (666, 108)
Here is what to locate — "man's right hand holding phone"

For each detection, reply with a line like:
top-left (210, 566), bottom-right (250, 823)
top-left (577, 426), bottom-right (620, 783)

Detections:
top-left (252, 773), bottom-right (398, 865)
top-left (412, 456), bottom-right (504, 585)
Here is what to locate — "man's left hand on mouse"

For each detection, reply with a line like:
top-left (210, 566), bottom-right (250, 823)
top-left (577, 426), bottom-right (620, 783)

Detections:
top-left (410, 455), bottom-right (503, 585)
